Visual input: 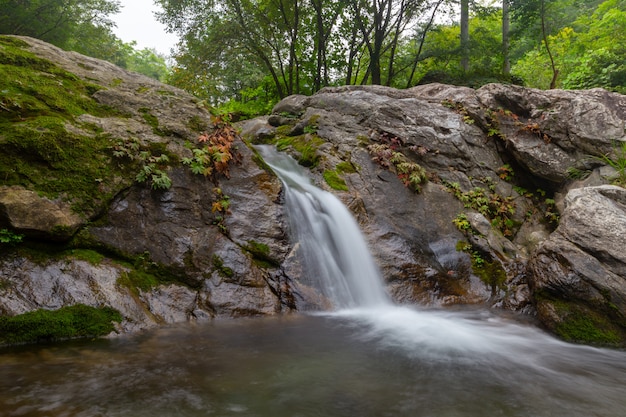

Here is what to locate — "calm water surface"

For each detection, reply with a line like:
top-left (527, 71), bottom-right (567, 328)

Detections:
top-left (1, 306), bottom-right (625, 417)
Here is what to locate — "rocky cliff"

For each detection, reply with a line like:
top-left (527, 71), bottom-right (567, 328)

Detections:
top-left (1, 36), bottom-right (626, 346)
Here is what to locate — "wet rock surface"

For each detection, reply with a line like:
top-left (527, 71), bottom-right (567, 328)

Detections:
top-left (3, 37), bottom-right (626, 345)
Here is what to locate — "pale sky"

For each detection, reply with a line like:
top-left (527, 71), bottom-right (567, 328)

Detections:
top-left (111, 0), bottom-right (179, 56)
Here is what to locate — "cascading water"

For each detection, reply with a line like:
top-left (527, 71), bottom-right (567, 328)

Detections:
top-left (1, 146), bottom-right (625, 417)
top-left (255, 145), bottom-right (388, 309)
top-left (255, 144), bottom-right (623, 365)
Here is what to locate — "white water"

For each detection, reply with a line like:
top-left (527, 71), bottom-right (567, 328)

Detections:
top-left (256, 145), bottom-right (388, 308)
top-left (1, 147), bottom-right (625, 416)
top-left (257, 144), bottom-right (626, 367)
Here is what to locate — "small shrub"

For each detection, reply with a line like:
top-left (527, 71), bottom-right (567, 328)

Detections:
top-left (596, 141), bottom-right (626, 186)
top-left (0, 228), bottom-right (24, 246)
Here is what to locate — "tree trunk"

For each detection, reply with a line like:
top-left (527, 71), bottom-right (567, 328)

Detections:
top-left (460, 0), bottom-right (469, 72)
top-left (406, 0), bottom-right (444, 87)
top-left (540, 0), bottom-right (558, 88)
top-left (502, 0), bottom-right (510, 74)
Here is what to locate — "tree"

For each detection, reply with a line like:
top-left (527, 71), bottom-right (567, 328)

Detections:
top-left (460, 0), bottom-right (469, 71)
top-left (0, 0), bottom-right (121, 49)
top-left (502, 0), bottom-right (510, 74)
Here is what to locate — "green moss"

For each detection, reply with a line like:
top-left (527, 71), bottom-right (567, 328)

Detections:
top-left (212, 254), bottom-right (234, 278)
top-left (60, 249), bottom-right (105, 265)
top-left (0, 304), bottom-right (122, 346)
top-left (336, 161), bottom-right (358, 174)
top-left (243, 240), bottom-right (279, 268)
top-left (0, 36), bottom-right (134, 215)
top-left (138, 108), bottom-right (160, 133)
top-left (553, 303), bottom-right (621, 345)
top-left (275, 134), bottom-right (325, 167)
top-left (118, 269), bottom-right (159, 292)
top-left (323, 169), bottom-right (348, 191)
top-left (472, 259), bottom-right (507, 295)
top-left (457, 241), bottom-right (506, 295)
top-left (188, 115), bottom-right (208, 132)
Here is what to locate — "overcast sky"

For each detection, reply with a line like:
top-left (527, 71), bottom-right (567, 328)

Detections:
top-left (111, 0), bottom-right (179, 56)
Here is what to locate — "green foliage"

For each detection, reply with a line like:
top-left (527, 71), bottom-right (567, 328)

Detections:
top-left (212, 255), bottom-right (234, 278)
top-left (512, 1), bottom-right (626, 92)
top-left (452, 214), bottom-right (472, 232)
top-left (0, 228), bottom-right (24, 246)
top-left (445, 181), bottom-right (517, 237)
top-left (0, 304), bottom-right (122, 346)
top-left (596, 141), bottom-right (626, 186)
top-left (323, 169), bottom-right (348, 191)
top-left (0, 0), bottom-right (121, 49)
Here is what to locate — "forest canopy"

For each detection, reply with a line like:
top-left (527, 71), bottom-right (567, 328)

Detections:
top-left (154, 0), bottom-right (626, 115)
top-left (1, 0), bottom-right (625, 116)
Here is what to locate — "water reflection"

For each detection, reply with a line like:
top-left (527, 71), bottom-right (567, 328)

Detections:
top-left (1, 308), bottom-right (625, 417)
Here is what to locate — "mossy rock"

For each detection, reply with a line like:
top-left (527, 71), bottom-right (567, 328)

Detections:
top-left (0, 35), bottom-right (131, 217)
top-left (0, 304), bottom-right (122, 346)
top-left (323, 169), bottom-right (348, 191)
top-left (535, 292), bottom-right (626, 346)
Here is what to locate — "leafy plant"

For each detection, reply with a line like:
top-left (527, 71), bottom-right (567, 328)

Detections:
top-left (211, 187), bottom-right (231, 214)
top-left (445, 181), bottom-right (517, 237)
top-left (135, 153), bottom-right (172, 190)
top-left (497, 164), bottom-right (514, 182)
top-left (0, 228), bottom-right (24, 246)
top-left (452, 214), bottom-right (472, 232)
top-left (596, 141), bottom-right (626, 186)
top-left (367, 137), bottom-right (428, 193)
top-left (184, 114), bottom-right (242, 181)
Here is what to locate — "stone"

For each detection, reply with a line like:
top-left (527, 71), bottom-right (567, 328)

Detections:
top-left (4, 35), bottom-right (626, 346)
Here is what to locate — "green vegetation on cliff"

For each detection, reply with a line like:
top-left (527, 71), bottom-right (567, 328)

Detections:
top-left (0, 35), bottom-right (131, 214)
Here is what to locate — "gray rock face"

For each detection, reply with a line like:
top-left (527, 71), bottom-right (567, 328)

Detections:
top-left (3, 37), bottom-right (626, 345)
top-left (247, 83), bottom-right (626, 344)
top-left (0, 187), bottom-right (82, 240)
top-left (528, 186), bottom-right (626, 343)
top-left (0, 36), bottom-right (298, 334)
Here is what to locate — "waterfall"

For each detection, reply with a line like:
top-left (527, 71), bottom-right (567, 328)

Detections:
top-left (255, 145), bottom-right (389, 309)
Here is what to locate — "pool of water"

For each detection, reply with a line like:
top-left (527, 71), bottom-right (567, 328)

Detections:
top-left (1, 306), bottom-right (625, 417)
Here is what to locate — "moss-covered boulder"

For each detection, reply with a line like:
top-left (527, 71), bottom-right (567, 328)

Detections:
top-left (0, 36), bottom-right (297, 345)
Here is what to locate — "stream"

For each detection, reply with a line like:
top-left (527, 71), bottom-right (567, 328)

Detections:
top-left (1, 146), bottom-right (625, 416)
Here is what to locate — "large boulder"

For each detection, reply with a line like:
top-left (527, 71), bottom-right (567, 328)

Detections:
top-left (528, 186), bottom-right (626, 344)
top-left (247, 83), bottom-right (626, 345)
top-left (0, 35), bottom-right (300, 336)
top-left (3, 35), bottom-right (626, 346)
